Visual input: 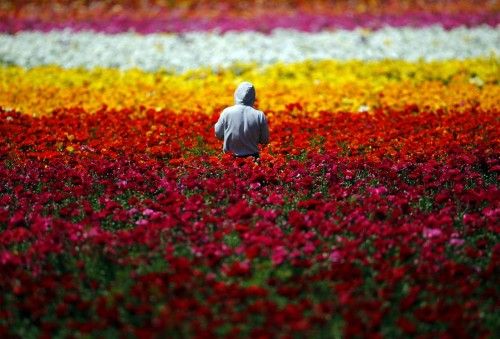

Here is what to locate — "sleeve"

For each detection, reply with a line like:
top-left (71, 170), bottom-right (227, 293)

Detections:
top-left (214, 111), bottom-right (225, 140)
top-left (259, 112), bottom-right (270, 145)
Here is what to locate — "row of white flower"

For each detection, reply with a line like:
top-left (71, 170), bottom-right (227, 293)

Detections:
top-left (1, 26), bottom-right (498, 72)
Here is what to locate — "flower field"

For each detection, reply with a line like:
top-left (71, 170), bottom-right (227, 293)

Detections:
top-left (1, 1), bottom-right (499, 338)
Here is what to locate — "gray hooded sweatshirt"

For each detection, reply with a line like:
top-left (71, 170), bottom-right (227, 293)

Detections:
top-left (215, 82), bottom-right (269, 156)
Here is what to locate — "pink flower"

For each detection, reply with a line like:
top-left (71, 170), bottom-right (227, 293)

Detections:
top-left (449, 238), bottom-right (465, 246)
top-left (0, 251), bottom-right (21, 265)
top-left (423, 227), bottom-right (442, 239)
top-left (83, 227), bottom-right (99, 239)
top-left (272, 246), bottom-right (288, 265)
top-left (303, 242), bottom-right (315, 255)
top-left (136, 219), bottom-right (149, 226)
top-left (329, 250), bottom-right (342, 263)
top-left (370, 186), bottom-right (388, 196)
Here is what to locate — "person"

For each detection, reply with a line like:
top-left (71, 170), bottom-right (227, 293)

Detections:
top-left (215, 82), bottom-right (269, 159)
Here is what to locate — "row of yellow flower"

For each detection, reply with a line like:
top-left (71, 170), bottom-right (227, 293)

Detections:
top-left (1, 58), bottom-right (498, 117)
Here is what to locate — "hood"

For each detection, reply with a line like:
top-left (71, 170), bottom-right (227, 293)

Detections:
top-left (234, 82), bottom-right (256, 106)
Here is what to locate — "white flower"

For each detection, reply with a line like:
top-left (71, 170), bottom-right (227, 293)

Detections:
top-left (358, 105), bottom-right (370, 113)
top-left (0, 26), bottom-right (498, 72)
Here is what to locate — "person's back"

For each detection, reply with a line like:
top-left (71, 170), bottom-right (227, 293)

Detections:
top-left (215, 82), bottom-right (269, 157)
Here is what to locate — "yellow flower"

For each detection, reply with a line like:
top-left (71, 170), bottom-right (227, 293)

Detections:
top-left (0, 58), bottom-right (498, 117)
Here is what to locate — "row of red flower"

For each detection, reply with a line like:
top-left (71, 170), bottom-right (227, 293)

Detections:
top-left (0, 106), bottom-right (498, 337)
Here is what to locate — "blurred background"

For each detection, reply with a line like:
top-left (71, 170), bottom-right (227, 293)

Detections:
top-left (1, 0), bottom-right (498, 33)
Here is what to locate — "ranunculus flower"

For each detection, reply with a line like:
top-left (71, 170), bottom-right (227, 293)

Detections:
top-left (329, 250), bottom-right (342, 263)
top-left (449, 238), bottom-right (465, 246)
top-left (272, 246), bottom-right (288, 265)
top-left (0, 27), bottom-right (497, 72)
top-left (423, 227), bottom-right (442, 239)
